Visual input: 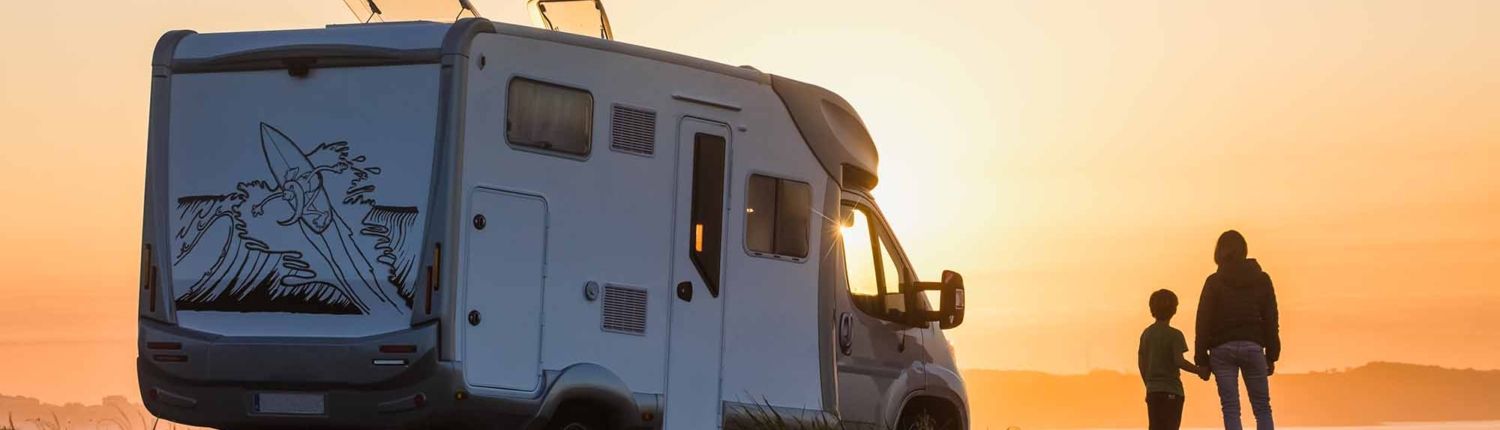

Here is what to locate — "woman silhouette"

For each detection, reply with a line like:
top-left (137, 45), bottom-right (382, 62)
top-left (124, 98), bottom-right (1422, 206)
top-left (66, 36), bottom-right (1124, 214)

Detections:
top-left (1195, 230), bottom-right (1280, 430)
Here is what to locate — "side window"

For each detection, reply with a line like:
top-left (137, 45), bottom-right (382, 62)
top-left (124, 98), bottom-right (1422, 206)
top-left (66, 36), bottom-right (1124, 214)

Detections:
top-left (840, 205), bottom-right (906, 319)
top-left (745, 174), bottom-right (811, 259)
top-left (506, 77), bottom-right (593, 156)
top-left (688, 133), bottom-right (727, 297)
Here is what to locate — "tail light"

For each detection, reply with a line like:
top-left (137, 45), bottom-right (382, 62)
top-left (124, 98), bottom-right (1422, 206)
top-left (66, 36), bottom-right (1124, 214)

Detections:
top-left (146, 342), bottom-right (182, 350)
top-left (141, 244), bottom-right (159, 312)
top-left (140, 244), bottom-right (150, 290)
top-left (425, 243), bottom-right (441, 315)
top-left (152, 354), bottom-right (189, 363)
top-left (379, 344), bottom-right (417, 354)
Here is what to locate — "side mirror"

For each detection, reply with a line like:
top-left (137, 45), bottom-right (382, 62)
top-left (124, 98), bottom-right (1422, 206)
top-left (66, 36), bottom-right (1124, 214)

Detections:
top-left (906, 270), bottom-right (966, 329)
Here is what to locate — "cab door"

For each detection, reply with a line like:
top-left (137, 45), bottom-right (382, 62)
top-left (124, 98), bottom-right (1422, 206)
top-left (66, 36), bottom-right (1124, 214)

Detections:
top-left (834, 197), bottom-right (924, 427)
top-left (663, 118), bottom-right (732, 428)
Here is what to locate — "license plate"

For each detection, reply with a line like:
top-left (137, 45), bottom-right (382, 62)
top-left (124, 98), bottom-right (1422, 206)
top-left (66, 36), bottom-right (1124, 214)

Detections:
top-left (254, 392), bottom-right (326, 415)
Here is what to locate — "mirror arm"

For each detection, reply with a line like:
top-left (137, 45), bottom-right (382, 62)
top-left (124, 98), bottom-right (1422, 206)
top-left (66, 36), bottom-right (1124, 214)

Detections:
top-left (909, 281), bottom-right (944, 292)
top-left (900, 281), bottom-right (946, 325)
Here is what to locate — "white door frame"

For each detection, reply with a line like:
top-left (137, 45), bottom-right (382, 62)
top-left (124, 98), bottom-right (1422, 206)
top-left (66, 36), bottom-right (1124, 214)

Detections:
top-left (663, 117), bottom-right (733, 428)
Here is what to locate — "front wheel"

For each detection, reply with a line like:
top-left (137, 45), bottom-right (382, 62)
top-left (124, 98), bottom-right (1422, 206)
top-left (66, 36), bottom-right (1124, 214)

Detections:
top-left (898, 407), bottom-right (956, 430)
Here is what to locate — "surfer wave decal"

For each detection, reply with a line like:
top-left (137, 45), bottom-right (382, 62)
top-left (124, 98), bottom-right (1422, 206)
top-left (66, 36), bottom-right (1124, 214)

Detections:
top-left (171, 123), bottom-right (421, 316)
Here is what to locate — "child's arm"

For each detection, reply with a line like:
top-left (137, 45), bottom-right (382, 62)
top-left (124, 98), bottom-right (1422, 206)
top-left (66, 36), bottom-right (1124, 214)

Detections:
top-left (1138, 343), bottom-right (1148, 383)
top-left (1175, 353), bottom-right (1202, 375)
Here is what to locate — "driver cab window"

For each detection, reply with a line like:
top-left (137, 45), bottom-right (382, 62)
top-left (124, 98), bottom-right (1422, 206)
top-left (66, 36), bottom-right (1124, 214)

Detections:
top-left (841, 205), bottom-right (908, 320)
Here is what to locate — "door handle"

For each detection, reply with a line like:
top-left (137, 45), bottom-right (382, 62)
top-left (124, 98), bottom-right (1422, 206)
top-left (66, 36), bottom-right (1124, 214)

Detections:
top-left (468, 310), bottom-right (482, 326)
top-left (676, 281), bottom-right (693, 302)
top-left (838, 313), bottom-right (854, 356)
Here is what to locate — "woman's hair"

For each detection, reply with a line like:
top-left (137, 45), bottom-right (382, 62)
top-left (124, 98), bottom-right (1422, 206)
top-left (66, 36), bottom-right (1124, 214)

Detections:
top-left (1215, 230), bottom-right (1248, 265)
top-left (1150, 289), bottom-right (1178, 320)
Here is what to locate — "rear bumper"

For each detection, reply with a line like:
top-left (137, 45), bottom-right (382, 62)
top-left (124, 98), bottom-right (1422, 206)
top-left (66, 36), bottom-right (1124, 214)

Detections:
top-left (137, 319), bottom-right (535, 429)
top-left (139, 357), bottom-right (541, 429)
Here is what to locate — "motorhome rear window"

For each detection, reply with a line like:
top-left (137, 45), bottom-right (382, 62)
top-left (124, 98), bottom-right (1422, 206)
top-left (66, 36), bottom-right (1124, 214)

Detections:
top-left (745, 174), bottom-right (811, 259)
top-left (507, 77), bottom-right (593, 156)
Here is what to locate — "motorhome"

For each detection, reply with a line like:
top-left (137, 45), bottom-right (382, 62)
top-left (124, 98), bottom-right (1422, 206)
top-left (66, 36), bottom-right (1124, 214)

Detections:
top-left (137, 16), bottom-right (969, 430)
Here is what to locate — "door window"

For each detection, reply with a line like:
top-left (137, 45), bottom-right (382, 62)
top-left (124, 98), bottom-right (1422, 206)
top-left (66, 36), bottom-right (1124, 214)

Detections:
top-left (878, 233), bottom-right (906, 316)
top-left (688, 133), bottom-right (727, 297)
top-left (840, 204), bottom-right (907, 320)
top-left (842, 208), bottom-right (881, 301)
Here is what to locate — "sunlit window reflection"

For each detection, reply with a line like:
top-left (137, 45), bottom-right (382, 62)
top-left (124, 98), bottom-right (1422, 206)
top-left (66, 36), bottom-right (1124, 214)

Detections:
top-left (841, 209), bottom-right (881, 299)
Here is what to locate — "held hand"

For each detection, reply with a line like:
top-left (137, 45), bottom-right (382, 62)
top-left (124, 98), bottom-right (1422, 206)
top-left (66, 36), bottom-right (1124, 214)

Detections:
top-left (1267, 362), bottom-right (1275, 376)
top-left (1198, 367), bottom-right (1211, 381)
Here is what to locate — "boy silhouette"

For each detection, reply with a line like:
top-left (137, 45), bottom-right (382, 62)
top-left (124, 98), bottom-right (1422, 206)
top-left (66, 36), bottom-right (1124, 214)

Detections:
top-left (1140, 289), bottom-right (1203, 430)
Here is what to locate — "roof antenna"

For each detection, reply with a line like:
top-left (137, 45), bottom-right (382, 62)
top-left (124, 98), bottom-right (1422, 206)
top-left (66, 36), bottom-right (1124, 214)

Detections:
top-left (454, 0), bottom-right (481, 20)
top-left (364, 0), bottom-right (382, 23)
top-left (527, 0), bottom-right (614, 40)
top-left (593, 0), bottom-right (612, 40)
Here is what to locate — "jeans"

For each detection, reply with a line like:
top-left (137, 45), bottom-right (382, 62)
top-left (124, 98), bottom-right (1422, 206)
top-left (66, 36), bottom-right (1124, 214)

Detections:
top-left (1211, 341), bottom-right (1274, 430)
top-left (1145, 392), bottom-right (1184, 430)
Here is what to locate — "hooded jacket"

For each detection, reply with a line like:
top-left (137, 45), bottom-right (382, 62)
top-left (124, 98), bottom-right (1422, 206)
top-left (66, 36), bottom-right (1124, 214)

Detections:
top-left (1194, 231), bottom-right (1281, 366)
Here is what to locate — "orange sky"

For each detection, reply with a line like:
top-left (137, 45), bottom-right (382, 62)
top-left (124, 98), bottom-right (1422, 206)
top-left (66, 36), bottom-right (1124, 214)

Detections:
top-left (1, 0), bottom-right (1497, 405)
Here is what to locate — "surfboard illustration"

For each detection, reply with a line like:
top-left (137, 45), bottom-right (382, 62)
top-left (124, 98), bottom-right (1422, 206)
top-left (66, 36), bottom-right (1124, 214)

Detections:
top-left (252, 123), bottom-right (402, 317)
top-left (259, 123), bottom-right (332, 230)
top-left (170, 123), bottom-right (421, 317)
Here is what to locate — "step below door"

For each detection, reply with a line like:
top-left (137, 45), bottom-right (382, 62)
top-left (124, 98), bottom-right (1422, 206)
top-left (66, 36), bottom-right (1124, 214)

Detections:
top-left (463, 188), bottom-right (548, 391)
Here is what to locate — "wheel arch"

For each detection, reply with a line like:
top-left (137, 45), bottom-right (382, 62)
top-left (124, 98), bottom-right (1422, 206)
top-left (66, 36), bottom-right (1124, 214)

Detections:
top-left (534, 363), bottom-right (660, 429)
top-left (895, 389), bottom-right (968, 430)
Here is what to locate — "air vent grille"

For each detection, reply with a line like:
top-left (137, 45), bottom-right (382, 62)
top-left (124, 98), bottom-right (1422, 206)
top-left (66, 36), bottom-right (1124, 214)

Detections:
top-left (601, 285), bottom-right (648, 335)
top-left (610, 105), bottom-right (657, 156)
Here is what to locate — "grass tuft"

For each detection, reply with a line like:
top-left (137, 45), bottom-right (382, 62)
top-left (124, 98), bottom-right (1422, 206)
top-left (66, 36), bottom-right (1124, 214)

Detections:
top-left (725, 398), bottom-right (845, 430)
top-left (724, 398), bottom-right (947, 430)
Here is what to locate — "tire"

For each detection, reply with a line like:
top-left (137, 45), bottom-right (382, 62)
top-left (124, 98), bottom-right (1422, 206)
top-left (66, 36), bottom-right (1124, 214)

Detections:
top-left (545, 403), bottom-right (611, 430)
top-left (898, 407), bottom-right (957, 430)
top-left (549, 422), bottom-right (602, 430)
top-left (898, 408), bottom-right (931, 430)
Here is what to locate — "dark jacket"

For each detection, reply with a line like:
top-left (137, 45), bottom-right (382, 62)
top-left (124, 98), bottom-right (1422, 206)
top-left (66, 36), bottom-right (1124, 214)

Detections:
top-left (1195, 248), bottom-right (1281, 366)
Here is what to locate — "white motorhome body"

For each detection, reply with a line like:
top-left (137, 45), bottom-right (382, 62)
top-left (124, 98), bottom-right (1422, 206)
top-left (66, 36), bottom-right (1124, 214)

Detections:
top-left (137, 18), bottom-right (969, 430)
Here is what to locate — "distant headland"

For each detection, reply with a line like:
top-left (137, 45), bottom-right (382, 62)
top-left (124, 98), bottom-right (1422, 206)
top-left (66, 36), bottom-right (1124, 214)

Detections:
top-left (965, 362), bottom-right (1500, 429)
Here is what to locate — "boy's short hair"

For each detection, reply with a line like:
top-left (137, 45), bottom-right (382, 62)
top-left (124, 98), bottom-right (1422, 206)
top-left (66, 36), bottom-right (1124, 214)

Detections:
top-left (1150, 289), bottom-right (1178, 320)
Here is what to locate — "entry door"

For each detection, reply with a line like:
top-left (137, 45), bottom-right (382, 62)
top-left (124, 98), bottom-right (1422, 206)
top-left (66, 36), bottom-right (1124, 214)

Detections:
top-left (664, 118), bottom-right (732, 429)
top-left (462, 188), bottom-right (547, 391)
